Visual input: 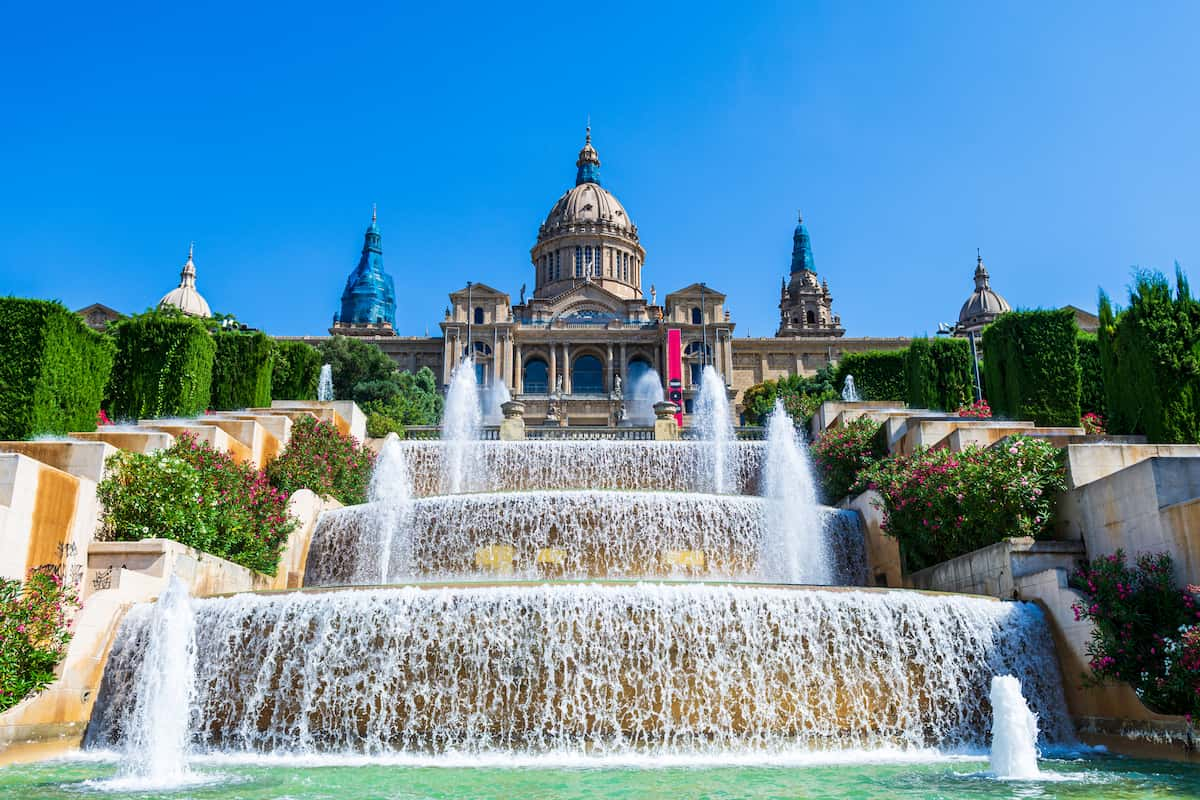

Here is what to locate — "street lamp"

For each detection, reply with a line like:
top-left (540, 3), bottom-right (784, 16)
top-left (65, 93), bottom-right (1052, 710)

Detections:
top-left (936, 322), bottom-right (983, 403)
top-left (699, 282), bottom-right (710, 367)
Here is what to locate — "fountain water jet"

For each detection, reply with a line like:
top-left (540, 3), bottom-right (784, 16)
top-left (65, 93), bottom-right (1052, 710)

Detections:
top-left (441, 356), bottom-right (482, 494)
top-left (762, 400), bottom-right (831, 584)
top-left (362, 432), bottom-right (414, 582)
top-left (988, 674), bottom-right (1042, 779)
top-left (625, 369), bottom-right (664, 425)
top-left (482, 380), bottom-right (511, 426)
top-left (694, 365), bottom-right (735, 493)
top-left (317, 364), bottom-right (334, 402)
top-left (841, 375), bottom-right (860, 402)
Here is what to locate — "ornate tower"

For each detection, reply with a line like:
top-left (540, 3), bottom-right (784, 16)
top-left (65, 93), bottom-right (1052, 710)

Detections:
top-left (776, 213), bottom-right (843, 337)
top-left (333, 207), bottom-right (397, 335)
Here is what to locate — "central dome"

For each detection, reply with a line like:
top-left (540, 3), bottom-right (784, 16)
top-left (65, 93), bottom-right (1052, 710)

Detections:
top-left (541, 182), bottom-right (634, 235)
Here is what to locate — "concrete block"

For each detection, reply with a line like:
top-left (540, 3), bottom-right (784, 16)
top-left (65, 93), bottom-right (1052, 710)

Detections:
top-left (69, 429), bottom-right (175, 454)
top-left (0, 454), bottom-right (95, 593)
top-left (0, 441), bottom-right (117, 483)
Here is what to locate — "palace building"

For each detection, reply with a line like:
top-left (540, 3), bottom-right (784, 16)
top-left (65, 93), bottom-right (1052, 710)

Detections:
top-left (290, 129), bottom-right (908, 422)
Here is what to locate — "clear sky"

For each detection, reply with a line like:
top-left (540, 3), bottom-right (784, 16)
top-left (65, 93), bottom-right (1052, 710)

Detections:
top-left (1, 1), bottom-right (1197, 338)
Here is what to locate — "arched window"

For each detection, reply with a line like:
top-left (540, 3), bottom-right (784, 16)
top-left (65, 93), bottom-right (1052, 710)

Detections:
top-left (470, 341), bottom-right (492, 356)
top-left (806, 310), bottom-right (815, 324)
top-left (575, 246), bottom-right (582, 277)
top-left (474, 307), bottom-right (485, 324)
top-left (523, 358), bottom-right (549, 394)
top-left (572, 354), bottom-right (604, 394)
top-left (691, 307), bottom-right (703, 325)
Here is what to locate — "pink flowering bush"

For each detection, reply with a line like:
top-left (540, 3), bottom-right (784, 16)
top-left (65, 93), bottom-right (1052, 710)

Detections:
top-left (266, 415), bottom-right (374, 506)
top-left (1071, 550), bottom-right (1200, 717)
top-left (97, 434), bottom-right (296, 575)
top-left (811, 416), bottom-right (887, 503)
top-left (1081, 412), bottom-right (1106, 435)
top-left (957, 399), bottom-right (992, 418)
top-left (855, 435), bottom-right (1065, 571)
top-left (0, 566), bottom-right (77, 712)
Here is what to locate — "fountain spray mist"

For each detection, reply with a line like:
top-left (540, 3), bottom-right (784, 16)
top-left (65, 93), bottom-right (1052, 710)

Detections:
top-left (317, 364), bottom-right (334, 402)
top-left (694, 365), bottom-right (735, 493)
top-left (482, 380), bottom-right (512, 425)
top-left (441, 356), bottom-right (482, 494)
top-left (763, 400), bottom-right (832, 584)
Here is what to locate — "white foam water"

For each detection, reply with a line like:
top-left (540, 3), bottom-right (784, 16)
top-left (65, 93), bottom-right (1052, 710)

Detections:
top-left (441, 356), bottom-right (482, 493)
top-left (87, 584), bottom-right (1071, 757)
top-left (989, 675), bottom-right (1042, 779)
top-left (694, 366), bottom-right (736, 493)
top-left (761, 400), bottom-right (832, 584)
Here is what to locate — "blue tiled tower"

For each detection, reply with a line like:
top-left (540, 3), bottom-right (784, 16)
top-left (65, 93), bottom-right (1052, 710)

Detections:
top-left (790, 213), bottom-right (816, 274)
top-left (336, 207), bottom-right (397, 328)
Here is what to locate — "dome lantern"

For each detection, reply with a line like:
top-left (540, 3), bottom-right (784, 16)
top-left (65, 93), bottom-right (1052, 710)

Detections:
top-left (575, 126), bottom-right (601, 186)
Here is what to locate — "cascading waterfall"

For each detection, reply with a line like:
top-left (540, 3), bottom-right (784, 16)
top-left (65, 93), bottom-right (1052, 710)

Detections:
top-left (303, 491), bottom-right (866, 585)
top-left (693, 365), bottom-right (735, 493)
top-left (107, 576), bottom-right (197, 785)
top-left (441, 356), bottom-right (482, 494)
top-left (87, 585), bottom-right (1071, 756)
top-left (761, 400), bottom-right (831, 584)
top-left (989, 675), bottom-right (1042, 779)
top-left (317, 364), bottom-right (334, 402)
top-left (625, 369), bottom-right (664, 425)
top-left (482, 380), bottom-right (512, 425)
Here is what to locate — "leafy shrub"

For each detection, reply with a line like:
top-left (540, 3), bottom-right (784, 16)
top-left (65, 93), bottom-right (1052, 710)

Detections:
top-left (1098, 267), bottom-right (1200, 442)
top-left (811, 416), bottom-right (886, 503)
top-left (106, 310), bottom-right (215, 419)
top-left (741, 365), bottom-right (837, 425)
top-left (0, 566), bottom-right (77, 712)
top-left (210, 330), bottom-right (274, 410)
top-left (266, 415), bottom-right (374, 505)
top-left (856, 435), bottom-right (1066, 572)
top-left (318, 336), bottom-right (400, 403)
top-left (1077, 332), bottom-right (1105, 417)
top-left (363, 366), bottom-right (445, 436)
top-left (904, 338), bottom-right (972, 411)
top-left (1071, 551), bottom-right (1200, 717)
top-left (981, 309), bottom-right (1081, 426)
top-left (0, 298), bottom-right (116, 439)
top-left (833, 350), bottom-right (907, 402)
top-left (272, 340), bottom-right (322, 401)
top-left (97, 434), bottom-right (296, 574)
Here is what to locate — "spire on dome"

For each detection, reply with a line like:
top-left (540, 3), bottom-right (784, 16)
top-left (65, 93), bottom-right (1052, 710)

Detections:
top-left (180, 242), bottom-right (197, 288)
top-left (790, 211), bottom-right (816, 274)
top-left (575, 125), bottom-right (601, 186)
top-left (974, 249), bottom-right (991, 290)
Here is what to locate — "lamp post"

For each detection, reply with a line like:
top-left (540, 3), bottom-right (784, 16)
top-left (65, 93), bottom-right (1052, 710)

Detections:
top-left (700, 282), bottom-right (710, 367)
top-left (466, 281), bottom-right (474, 365)
top-left (937, 322), bottom-right (983, 403)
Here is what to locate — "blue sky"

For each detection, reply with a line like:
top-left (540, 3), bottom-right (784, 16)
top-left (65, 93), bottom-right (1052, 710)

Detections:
top-left (1, 1), bottom-right (1197, 338)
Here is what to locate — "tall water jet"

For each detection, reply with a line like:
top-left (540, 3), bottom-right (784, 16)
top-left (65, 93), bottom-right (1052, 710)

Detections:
top-left (762, 400), bottom-right (831, 584)
top-left (115, 576), bottom-right (197, 786)
top-left (364, 432), bottom-right (414, 582)
top-left (481, 379), bottom-right (512, 426)
top-left (841, 374), bottom-right (860, 402)
top-left (442, 356), bottom-right (482, 494)
top-left (694, 365), bottom-right (735, 493)
top-left (317, 363), bottom-right (334, 402)
top-left (626, 369), bottom-right (664, 425)
top-left (989, 674), bottom-right (1042, 779)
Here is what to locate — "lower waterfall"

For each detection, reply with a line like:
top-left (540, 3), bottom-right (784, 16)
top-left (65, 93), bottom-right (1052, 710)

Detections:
top-left (85, 584), bottom-right (1071, 757)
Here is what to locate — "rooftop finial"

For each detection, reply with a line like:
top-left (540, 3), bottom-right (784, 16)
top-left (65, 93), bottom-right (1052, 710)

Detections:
top-left (372, 203), bottom-right (377, 223)
top-left (798, 210), bottom-right (803, 224)
top-left (977, 247), bottom-right (982, 265)
top-left (575, 122), bottom-right (601, 185)
top-left (188, 241), bottom-right (195, 261)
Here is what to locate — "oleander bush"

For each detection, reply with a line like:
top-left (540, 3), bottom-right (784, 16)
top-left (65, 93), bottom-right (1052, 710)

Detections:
top-left (0, 298), bottom-right (116, 439)
top-left (97, 434), bottom-right (296, 575)
top-left (1098, 267), bottom-right (1200, 443)
top-left (105, 309), bottom-right (215, 419)
top-left (981, 309), bottom-right (1081, 426)
top-left (856, 435), bottom-right (1066, 572)
top-left (0, 566), bottom-right (78, 712)
top-left (210, 330), bottom-right (274, 410)
top-left (266, 415), bottom-right (374, 506)
top-left (1071, 551), bottom-right (1200, 717)
top-left (811, 416), bottom-right (887, 503)
top-left (833, 350), bottom-right (907, 402)
top-left (272, 340), bottom-right (322, 401)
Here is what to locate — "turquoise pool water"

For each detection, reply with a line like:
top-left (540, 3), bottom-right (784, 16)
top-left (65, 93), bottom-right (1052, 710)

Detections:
top-left (3, 753), bottom-right (1199, 800)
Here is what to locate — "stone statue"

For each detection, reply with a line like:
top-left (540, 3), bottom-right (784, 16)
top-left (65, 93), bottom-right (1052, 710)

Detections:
top-left (555, 375), bottom-right (564, 396)
top-left (650, 284), bottom-right (657, 305)
top-left (519, 283), bottom-right (526, 304)
top-left (613, 374), bottom-right (622, 398)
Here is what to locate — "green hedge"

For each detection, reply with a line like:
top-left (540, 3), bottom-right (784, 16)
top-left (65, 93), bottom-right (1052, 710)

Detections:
top-left (834, 350), bottom-right (906, 402)
top-left (272, 340), bottom-right (322, 401)
top-left (980, 309), bottom-right (1081, 426)
top-left (0, 298), bottom-right (115, 439)
top-left (903, 337), bottom-right (973, 411)
top-left (1077, 332), bottom-right (1104, 416)
top-left (210, 330), bottom-right (274, 410)
top-left (1099, 268), bottom-right (1200, 442)
top-left (106, 310), bottom-right (215, 419)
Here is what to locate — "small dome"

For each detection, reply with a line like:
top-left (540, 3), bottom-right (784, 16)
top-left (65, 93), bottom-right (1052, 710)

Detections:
top-left (957, 252), bottom-right (1010, 329)
top-left (542, 182), bottom-right (634, 234)
top-left (158, 244), bottom-right (212, 318)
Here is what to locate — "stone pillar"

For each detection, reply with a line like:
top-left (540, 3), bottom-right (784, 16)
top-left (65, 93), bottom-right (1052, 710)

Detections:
top-left (563, 342), bottom-right (571, 394)
top-left (606, 342), bottom-right (615, 391)
top-left (724, 335), bottom-right (733, 385)
top-left (499, 400), bottom-right (526, 441)
top-left (514, 342), bottom-right (523, 393)
top-left (442, 336), bottom-right (453, 387)
top-left (549, 344), bottom-right (557, 393)
top-left (653, 401), bottom-right (680, 440)
top-left (620, 342), bottom-right (628, 386)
